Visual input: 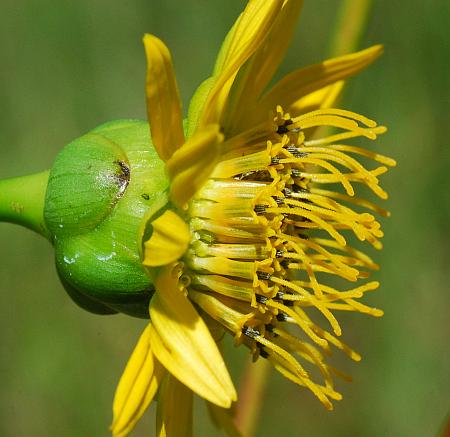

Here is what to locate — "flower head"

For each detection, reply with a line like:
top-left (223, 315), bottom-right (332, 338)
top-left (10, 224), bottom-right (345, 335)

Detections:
top-left (112, 1), bottom-right (395, 435)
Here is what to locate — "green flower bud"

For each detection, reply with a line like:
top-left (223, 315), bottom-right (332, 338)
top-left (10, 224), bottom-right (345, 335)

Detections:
top-left (44, 119), bottom-right (169, 318)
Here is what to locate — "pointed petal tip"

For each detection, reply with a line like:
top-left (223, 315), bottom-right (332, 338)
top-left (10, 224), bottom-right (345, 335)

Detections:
top-left (372, 43), bottom-right (384, 55)
top-left (142, 32), bottom-right (152, 43)
top-left (356, 44), bottom-right (384, 61)
top-left (214, 383), bottom-right (237, 408)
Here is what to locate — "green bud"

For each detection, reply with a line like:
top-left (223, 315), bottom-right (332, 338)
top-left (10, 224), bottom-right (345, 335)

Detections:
top-left (44, 119), bottom-right (169, 318)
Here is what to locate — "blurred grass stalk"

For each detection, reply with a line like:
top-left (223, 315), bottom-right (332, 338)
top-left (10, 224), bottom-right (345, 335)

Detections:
top-left (233, 1), bottom-right (373, 435)
top-left (328, 0), bottom-right (373, 57)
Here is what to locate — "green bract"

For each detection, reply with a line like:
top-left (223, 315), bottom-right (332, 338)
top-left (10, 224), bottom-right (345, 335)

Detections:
top-left (44, 120), bottom-right (169, 317)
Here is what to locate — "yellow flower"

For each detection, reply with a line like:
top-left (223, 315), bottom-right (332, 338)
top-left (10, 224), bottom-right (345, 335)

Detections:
top-left (111, 1), bottom-right (396, 435)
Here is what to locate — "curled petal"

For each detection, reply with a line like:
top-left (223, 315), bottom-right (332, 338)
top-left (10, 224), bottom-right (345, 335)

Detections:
top-left (143, 210), bottom-right (190, 267)
top-left (168, 124), bottom-right (223, 208)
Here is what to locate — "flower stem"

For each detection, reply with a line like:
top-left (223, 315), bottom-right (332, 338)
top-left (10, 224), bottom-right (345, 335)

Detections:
top-left (0, 171), bottom-right (51, 239)
top-left (234, 357), bottom-right (271, 437)
top-left (328, 0), bottom-right (373, 57)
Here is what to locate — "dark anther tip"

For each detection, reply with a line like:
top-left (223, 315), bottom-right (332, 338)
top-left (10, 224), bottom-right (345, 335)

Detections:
top-left (265, 323), bottom-right (274, 332)
top-left (255, 294), bottom-right (269, 304)
top-left (242, 326), bottom-right (260, 339)
top-left (275, 291), bottom-right (285, 300)
top-left (276, 312), bottom-right (288, 322)
top-left (277, 125), bottom-right (289, 134)
top-left (256, 271), bottom-right (271, 280)
top-left (259, 347), bottom-right (270, 359)
top-left (254, 204), bottom-right (267, 215)
top-left (280, 260), bottom-right (290, 269)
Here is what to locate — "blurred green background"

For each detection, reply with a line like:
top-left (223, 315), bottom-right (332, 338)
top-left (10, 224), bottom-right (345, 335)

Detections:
top-left (0, 1), bottom-right (449, 436)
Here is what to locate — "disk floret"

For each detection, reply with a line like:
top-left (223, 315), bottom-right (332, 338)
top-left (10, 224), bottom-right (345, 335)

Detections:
top-left (184, 105), bottom-right (394, 409)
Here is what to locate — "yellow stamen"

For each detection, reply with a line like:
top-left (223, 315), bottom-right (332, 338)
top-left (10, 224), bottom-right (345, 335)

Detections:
top-left (147, 104), bottom-right (393, 412)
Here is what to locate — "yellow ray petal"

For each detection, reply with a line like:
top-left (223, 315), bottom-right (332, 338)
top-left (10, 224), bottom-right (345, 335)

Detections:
top-left (207, 402), bottom-right (243, 437)
top-left (111, 324), bottom-right (165, 437)
top-left (212, 14), bottom-right (241, 77)
top-left (156, 374), bottom-right (193, 437)
top-left (242, 0), bottom-right (304, 91)
top-left (143, 34), bottom-right (185, 162)
top-left (185, 14), bottom-right (241, 137)
top-left (199, 0), bottom-right (283, 127)
top-left (247, 45), bottom-right (383, 126)
top-left (221, 0), bottom-right (283, 71)
top-left (224, 0), bottom-right (304, 133)
top-left (143, 210), bottom-right (190, 267)
top-left (168, 124), bottom-right (223, 208)
top-left (186, 77), bottom-right (215, 138)
top-left (149, 264), bottom-right (237, 408)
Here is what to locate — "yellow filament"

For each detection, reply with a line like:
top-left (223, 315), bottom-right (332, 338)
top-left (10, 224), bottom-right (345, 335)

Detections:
top-left (268, 277), bottom-right (342, 336)
top-left (314, 238), bottom-right (379, 267)
top-left (310, 323), bottom-right (361, 362)
top-left (282, 156), bottom-right (355, 195)
top-left (283, 197), bottom-right (378, 243)
top-left (300, 148), bottom-right (381, 184)
top-left (253, 335), bottom-right (309, 379)
top-left (272, 207), bottom-right (347, 246)
top-left (328, 144), bottom-right (396, 167)
top-left (269, 357), bottom-right (333, 410)
top-left (310, 187), bottom-right (390, 217)
top-left (292, 115), bottom-right (376, 140)
top-left (304, 125), bottom-right (386, 146)
top-left (267, 299), bottom-right (329, 347)
top-left (294, 108), bottom-right (377, 128)
top-left (282, 239), bottom-right (323, 297)
top-left (274, 328), bottom-right (334, 387)
top-left (281, 233), bottom-right (359, 280)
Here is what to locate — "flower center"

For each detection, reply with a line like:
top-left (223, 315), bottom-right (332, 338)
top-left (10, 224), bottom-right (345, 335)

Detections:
top-left (181, 106), bottom-right (394, 409)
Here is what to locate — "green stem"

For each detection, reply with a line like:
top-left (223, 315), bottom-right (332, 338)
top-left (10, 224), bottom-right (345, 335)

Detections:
top-left (328, 0), bottom-right (373, 57)
top-left (234, 358), bottom-right (271, 437)
top-left (0, 170), bottom-right (51, 239)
